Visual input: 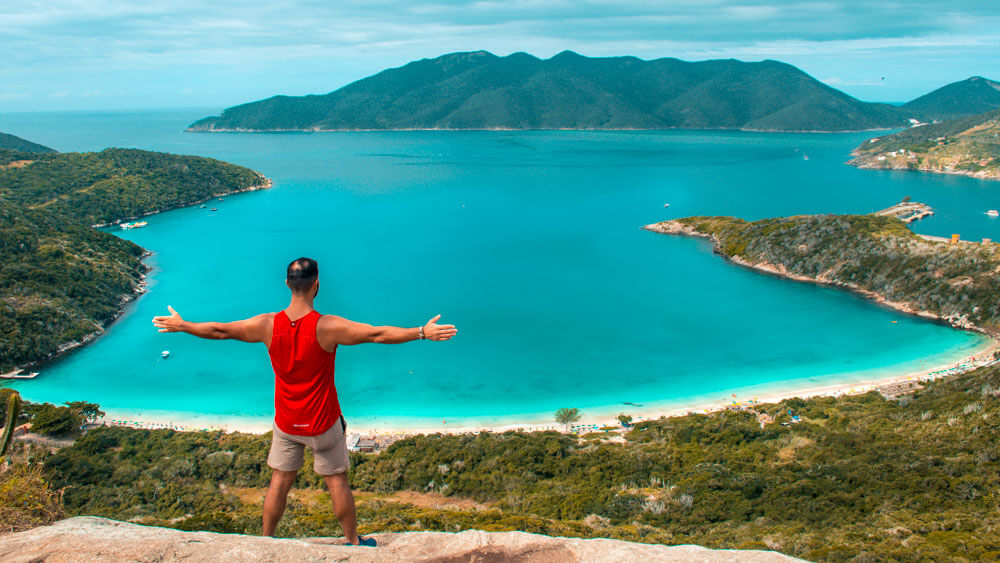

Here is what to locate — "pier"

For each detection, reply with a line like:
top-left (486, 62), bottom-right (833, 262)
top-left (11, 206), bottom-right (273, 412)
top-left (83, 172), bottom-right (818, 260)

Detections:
top-left (874, 201), bottom-right (933, 223)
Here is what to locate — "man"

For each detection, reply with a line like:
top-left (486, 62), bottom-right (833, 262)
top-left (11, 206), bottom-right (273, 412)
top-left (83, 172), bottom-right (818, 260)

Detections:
top-left (152, 257), bottom-right (457, 545)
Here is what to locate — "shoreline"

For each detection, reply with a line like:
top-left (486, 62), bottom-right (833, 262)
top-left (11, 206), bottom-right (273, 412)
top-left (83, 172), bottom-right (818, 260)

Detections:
top-left (848, 158), bottom-right (999, 181)
top-left (642, 220), bottom-right (991, 336)
top-left (89, 177), bottom-right (273, 229)
top-left (8, 178), bottom-right (272, 374)
top-left (186, 126), bottom-right (896, 134)
top-left (95, 336), bottom-right (997, 437)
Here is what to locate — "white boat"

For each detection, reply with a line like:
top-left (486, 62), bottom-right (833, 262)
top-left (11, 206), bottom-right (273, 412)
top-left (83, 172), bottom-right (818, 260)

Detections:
top-left (803, 155), bottom-right (809, 161)
top-left (161, 350), bottom-right (170, 359)
top-left (663, 203), bottom-right (670, 208)
top-left (987, 210), bottom-right (999, 217)
top-left (121, 221), bottom-right (148, 230)
top-left (0, 370), bottom-right (39, 379)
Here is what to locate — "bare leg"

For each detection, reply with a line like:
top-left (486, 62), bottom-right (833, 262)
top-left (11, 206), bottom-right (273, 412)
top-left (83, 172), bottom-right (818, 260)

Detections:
top-left (322, 472), bottom-right (359, 544)
top-left (262, 469), bottom-right (298, 536)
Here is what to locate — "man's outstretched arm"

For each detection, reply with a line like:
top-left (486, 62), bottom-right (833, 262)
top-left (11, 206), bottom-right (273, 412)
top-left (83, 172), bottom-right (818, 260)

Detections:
top-left (321, 314), bottom-right (457, 347)
top-left (153, 306), bottom-right (271, 343)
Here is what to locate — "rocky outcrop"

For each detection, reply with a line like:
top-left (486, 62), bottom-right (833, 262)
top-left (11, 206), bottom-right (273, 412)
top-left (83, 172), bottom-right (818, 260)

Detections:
top-left (0, 516), bottom-right (803, 562)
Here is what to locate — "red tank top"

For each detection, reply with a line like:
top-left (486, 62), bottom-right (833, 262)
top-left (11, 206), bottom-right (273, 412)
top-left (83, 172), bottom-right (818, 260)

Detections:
top-left (268, 310), bottom-right (341, 436)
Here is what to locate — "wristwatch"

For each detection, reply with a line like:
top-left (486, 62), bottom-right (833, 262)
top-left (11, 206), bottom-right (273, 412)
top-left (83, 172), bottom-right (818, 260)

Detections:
top-left (419, 326), bottom-right (425, 340)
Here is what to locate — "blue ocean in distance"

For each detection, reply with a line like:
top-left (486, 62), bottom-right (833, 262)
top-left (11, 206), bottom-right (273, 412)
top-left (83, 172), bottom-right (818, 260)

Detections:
top-left (0, 109), bottom-right (995, 430)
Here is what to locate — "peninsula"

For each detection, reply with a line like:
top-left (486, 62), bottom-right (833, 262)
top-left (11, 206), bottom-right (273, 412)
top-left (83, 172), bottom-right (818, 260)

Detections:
top-left (850, 108), bottom-right (1000, 181)
top-left (188, 51), bottom-right (911, 132)
top-left (0, 146), bottom-right (270, 373)
top-left (645, 212), bottom-right (1000, 335)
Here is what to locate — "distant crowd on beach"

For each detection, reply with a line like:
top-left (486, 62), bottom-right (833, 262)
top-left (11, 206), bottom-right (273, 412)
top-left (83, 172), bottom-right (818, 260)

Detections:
top-left (94, 346), bottom-right (1000, 446)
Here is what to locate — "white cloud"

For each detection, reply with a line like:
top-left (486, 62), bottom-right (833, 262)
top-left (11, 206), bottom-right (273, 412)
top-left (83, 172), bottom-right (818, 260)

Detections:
top-left (0, 1), bottom-right (998, 110)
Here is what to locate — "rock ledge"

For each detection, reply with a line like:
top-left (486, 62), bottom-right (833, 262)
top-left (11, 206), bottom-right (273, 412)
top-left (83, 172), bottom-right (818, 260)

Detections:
top-left (0, 516), bottom-right (804, 562)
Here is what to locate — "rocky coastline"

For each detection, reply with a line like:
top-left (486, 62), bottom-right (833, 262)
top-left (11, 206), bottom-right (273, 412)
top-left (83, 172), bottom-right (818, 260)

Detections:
top-left (847, 155), bottom-right (1000, 181)
top-left (643, 220), bottom-right (993, 337)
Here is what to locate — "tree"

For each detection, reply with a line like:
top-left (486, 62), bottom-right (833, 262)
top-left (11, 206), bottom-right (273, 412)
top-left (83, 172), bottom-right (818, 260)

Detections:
top-left (65, 401), bottom-right (104, 424)
top-left (617, 413), bottom-right (633, 427)
top-left (554, 408), bottom-right (581, 431)
top-left (28, 404), bottom-right (84, 437)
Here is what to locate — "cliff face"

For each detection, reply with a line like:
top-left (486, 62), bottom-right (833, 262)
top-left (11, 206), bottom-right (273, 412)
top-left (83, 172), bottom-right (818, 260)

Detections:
top-left (0, 516), bottom-right (803, 562)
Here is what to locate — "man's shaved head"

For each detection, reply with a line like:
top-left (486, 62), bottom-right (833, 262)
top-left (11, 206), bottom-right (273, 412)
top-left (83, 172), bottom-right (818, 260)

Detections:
top-left (286, 257), bottom-right (319, 294)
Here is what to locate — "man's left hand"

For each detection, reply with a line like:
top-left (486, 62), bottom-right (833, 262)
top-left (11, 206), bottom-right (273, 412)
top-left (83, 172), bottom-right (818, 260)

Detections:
top-left (153, 306), bottom-right (185, 333)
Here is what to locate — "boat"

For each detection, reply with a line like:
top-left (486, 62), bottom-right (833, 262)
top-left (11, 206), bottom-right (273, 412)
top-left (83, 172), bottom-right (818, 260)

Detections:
top-left (803, 155), bottom-right (810, 161)
top-left (161, 350), bottom-right (170, 359)
top-left (0, 370), bottom-right (39, 379)
top-left (200, 204), bottom-right (207, 208)
top-left (121, 221), bottom-right (148, 230)
top-left (218, 197), bottom-right (224, 201)
top-left (987, 210), bottom-right (999, 217)
top-left (210, 207), bottom-right (217, 212)
top-left (663, 203), bottom-right (670, 208)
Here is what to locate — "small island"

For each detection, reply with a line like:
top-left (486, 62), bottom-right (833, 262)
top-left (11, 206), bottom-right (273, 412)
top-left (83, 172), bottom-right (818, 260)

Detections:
top-left (0, 146), bottom-right (271, 373)
top-left (645, 211), bottom-right (1000, 336)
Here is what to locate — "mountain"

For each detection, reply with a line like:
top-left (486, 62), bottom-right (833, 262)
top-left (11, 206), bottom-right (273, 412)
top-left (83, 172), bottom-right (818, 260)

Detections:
top-left (0, 132), bottom-right (56, 154)
top-left (188, 51), bottom-right (911, 132)
top-left (0, 146), bottom-right (269, 372)
top-left (850, 108), bottom-right (1000, 180)
top-left (901, 76), bottom-right (1000, 122)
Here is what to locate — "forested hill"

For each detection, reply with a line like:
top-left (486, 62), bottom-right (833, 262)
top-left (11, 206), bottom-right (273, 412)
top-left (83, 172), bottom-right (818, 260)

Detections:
top-left (647, 214), bottom-right (1000, 333)
top-left (901, 76), bottom-right (1000, 122)
top-left (0, 132), bottom-right (56, 154)
top-left (0, 147), bottom-right (269, 372)
top-left (0, 148), bottom-right (268, 226)
top-left (850, 108), bottom-right (1000, 180)
top-left (188, 50), bottom-right (911, 132)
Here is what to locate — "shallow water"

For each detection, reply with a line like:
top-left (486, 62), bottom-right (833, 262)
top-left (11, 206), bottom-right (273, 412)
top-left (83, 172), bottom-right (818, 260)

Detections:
top-left (1, 109), bottom-right (993, 428)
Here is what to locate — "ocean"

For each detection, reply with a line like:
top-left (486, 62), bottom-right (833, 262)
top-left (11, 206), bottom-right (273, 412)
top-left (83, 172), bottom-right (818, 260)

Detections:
top-left (1, 108), bottom-right (994, 430)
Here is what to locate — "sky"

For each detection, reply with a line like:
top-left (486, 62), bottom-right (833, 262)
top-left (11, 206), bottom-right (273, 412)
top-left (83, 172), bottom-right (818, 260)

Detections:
top-left (3, 0), bottom-right (999, 112)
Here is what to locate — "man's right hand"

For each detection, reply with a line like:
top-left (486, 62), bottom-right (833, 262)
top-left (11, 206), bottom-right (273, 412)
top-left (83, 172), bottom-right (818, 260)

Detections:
top-left (423, 314), bottom-right (457, 341)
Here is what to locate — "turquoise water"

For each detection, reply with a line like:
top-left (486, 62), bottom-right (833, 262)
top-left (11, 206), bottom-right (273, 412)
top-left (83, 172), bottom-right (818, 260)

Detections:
top-left (0, 109), bottom-right (994, 429)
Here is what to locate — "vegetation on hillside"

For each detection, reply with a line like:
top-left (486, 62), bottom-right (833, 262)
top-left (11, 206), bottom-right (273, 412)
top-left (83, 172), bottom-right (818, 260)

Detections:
top-left (661, 214), bottom-right (1000, 332)
top-left (900, 76), bottom-right (1000, 122)
top-left (188, 50), bottom-right (910, 132)
top-left (850, 108), bottom-right (1000, 179)
top-left (0, 148), bottom-right (267, 226)
top-left (0, 133), bottom-right (56, 154)
top-left (0, 146), bottom-right (268, 371)
top-left (0, 197), bottom-right (145, 371)
top-left (10, 361), bottom-right (999, 560)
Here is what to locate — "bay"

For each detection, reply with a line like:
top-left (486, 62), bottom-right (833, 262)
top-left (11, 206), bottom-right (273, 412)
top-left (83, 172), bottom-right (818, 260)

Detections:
top-left (0, 109), bottom-right (993, 430)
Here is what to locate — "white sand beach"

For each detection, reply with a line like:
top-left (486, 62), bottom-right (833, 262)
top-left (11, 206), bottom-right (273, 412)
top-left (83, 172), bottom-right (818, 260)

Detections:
top-left (97, 336), bottom-right (998, 438)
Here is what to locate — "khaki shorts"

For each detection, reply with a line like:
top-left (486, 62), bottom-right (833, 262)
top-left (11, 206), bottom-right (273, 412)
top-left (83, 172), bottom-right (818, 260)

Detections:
top-left (268, 416), bottom-right (350, 475)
